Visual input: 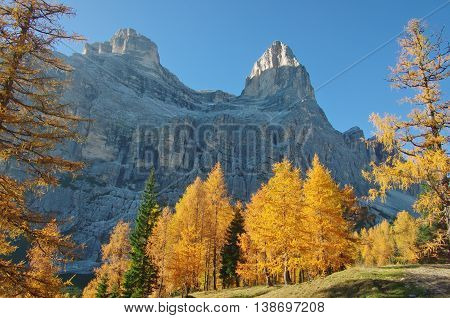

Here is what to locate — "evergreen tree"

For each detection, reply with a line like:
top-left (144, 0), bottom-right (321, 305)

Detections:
top-left (95, 275), bottom-right (109, 298)
top-left (220, 202), bottom-right (245, 288)
top-left (123, 170), bottom-right (161, 297)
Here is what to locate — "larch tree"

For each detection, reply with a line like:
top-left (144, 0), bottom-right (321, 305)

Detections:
top-left (146, 207), bottom-right (172, 297)
top-left (366, 220), bottom-right (395, 266)
top-left (392, 211), bottom-right (419, 264)
top-left (220, 201), bottom-right (245, 288)
top-left (236, 232), bottom-right (263, 286)
top-left (166, 177), bottom-right (207, 292)
top-left (123, 171), bottom-right (161, 297)
top-left (25, 220), bottom-right (68, 297)
top-left (167, 225), bottom-right (205, 297)
top-left (359, 228), bottom-right (375, 266)
top-left (302, 155), bottom-right (355, 276)
top-left (172, 177), bottom-right (206, 243)
top-left (202, 163), bottom-right (233, 290)
top-left (82, 221), bottom-right (131, 298)
top-left (363, 19), bottom-right (449, 250)
top-left (341, 185), bottom-right (371, 230)
top-left (0, 0), bottom-right (84, 297)
top-left (244, 159), bottom-right (306, 285)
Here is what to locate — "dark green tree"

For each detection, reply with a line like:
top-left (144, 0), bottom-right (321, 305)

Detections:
top-left (95, 275), bottom-right (109, 298)
top-left (220, 204), bottom-right (245, 288)
top-left (123, 170), bottom-right (161, 297)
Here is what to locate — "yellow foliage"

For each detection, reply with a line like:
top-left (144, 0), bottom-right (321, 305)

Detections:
top-left (166, 226), bottom-right (205, 297)
top-left (82, 221), bottom-right (131, 297)
top-left (392, 211), bottom-right (419, 264)
top-left (360, 220), bottom-right (395, 266)
top-left (244, 158), bottom-right (306, 284)
top-left (302, 155), bottom-right (356, 276)
top-left (25, 220), bottom-right (67, 298)
top-left (202, 163), bottom-right (234, 290)
top-left (364, 19), bottom-right (449, 245)
top-left (147, 207), bottom-right (172, 297)
top-left (0, 0), bottom-right (84, 296)
top-left (153, 165), bottom-right (233, 295)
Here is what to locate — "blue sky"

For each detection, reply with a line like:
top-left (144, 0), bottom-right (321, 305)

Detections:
top-left (59, 0), bottom-right (449, 136)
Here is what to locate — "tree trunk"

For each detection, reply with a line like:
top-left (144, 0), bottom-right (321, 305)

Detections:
top-left (264, 268), bottom-right (273, 286)
top-left (212, 243), bottom-right (217, 290)
top-left (283, 254), bottom-right (291, 285)
top-left (283, 264), bottom-right (291, 285)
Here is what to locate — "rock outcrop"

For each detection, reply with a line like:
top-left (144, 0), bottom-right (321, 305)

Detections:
top-left (23, 29), bottom-right (415, 273)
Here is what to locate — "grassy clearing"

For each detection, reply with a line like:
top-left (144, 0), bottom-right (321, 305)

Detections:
top-left (190, 264), bottom-right (450, 298)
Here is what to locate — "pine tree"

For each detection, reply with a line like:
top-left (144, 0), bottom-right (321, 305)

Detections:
top-left (123, 170), bottom-right (161, 297)
top-left (220, 202), bottom-right (245, 288)
top-left (95, 275), bottom-right (109, 298)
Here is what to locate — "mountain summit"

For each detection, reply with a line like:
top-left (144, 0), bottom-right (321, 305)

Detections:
top-left (242, 41), bottom-right (314, 99)
top-left (83, 28), bottom-right (160, 68)
top-left (248, 41), bottom-right (300, 79)
top-left (26, 31), bottom-right (414, 273)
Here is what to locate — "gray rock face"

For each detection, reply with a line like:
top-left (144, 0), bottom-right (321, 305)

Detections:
top-left (26, 30), bottom-right (415, 273)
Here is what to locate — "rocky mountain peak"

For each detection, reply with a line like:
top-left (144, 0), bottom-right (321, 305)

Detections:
top-left (83, 28), bottom-right (160, 67)
top-left (242, 41), bottom-right (313, 99)
top-left (248, 41), bottom-right (300, 79)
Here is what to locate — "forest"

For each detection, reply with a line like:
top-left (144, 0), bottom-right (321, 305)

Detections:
top-left (0, 0), bottom-right (448, 298)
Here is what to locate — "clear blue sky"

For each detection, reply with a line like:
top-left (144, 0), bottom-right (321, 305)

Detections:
top-left (59, 0), bottom-right (449, 136)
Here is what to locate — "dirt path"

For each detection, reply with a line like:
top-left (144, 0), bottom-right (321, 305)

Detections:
top-left (403, 264), bottom-right (450, 297)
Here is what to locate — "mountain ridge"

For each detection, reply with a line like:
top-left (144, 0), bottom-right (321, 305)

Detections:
top-left (24, 29), bottom-right (415, 273)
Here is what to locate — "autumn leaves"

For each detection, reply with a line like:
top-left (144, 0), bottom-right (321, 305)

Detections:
top-left (239, 156), bottom-right (357, 287)
top-left (150, 164), bottom-right (234, 296)
top-left (360, 212), bottom-right (419, 266)
top-left (84, 155), bottom-right (360, 297)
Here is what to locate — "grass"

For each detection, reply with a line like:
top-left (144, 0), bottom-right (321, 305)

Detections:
top-left (190, 264), bottom-right (450, 298)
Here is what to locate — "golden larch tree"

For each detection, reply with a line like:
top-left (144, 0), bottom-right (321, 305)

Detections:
top-left (362, 220), bottom-right (395, 266)
top-left (236, 232), bottom-right (264, 286)
top-left (147, 207), bottom-right (172, 297)
top-left (25, 220), bottom-right (69, 297)
top-left (0, 0), bottom-right (84, 296)
top-left (167, 177), bottom-right (206, 292)
top-left (166, 226), bottom-right (205, 297)
top-left (392, 211), bottom-right (419, 264)
top-left (244, 159), bottom-right (306, 285)
top-left (302, 155), bottom-right (356, 276)
top-left (82, 221), bottom-right (131, 298)
top-left (202, 162), bottom-right (233, 290)
top-left (364, 19), bottom-right (449, 248)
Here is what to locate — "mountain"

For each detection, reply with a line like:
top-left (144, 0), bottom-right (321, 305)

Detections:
top-left (26, 29), bottom-right (415, 273)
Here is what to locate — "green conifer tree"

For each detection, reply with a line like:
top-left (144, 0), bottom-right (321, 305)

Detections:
top-left (123, 170), bottom-right (161, 297)
top-left (95, 275), bottom-right (109, 298)
top-left (220, 204), bottom-right (245, 288)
